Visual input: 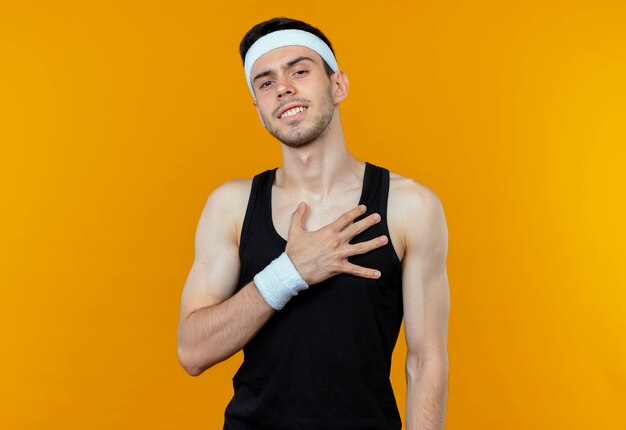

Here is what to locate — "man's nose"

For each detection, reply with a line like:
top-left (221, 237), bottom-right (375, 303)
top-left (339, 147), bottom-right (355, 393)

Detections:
top-left (275, 78), bottom-right (294, 98)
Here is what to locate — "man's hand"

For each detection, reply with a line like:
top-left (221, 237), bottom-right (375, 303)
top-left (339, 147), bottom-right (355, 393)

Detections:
top-left (285, 203), bottom-right (388, 285)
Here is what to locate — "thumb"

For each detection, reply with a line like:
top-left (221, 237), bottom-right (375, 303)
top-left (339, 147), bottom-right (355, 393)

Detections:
top-left (290, 201), bottom-right (307, 231)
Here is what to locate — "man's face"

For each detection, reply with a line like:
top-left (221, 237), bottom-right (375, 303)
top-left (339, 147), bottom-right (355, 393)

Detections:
top-left (250, 45), bottom-right (337, 148)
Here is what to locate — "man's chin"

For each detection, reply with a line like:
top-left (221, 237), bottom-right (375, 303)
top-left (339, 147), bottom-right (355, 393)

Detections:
top-left (269, 127), bottom-right (316, 148)
top-left (278, 134), bottom-right (316, 149)
top-left (284, 141), bottom-right (314, 149)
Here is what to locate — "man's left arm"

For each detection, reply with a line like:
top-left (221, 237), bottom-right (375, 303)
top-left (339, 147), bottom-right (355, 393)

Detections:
top-left (398, 183), bottom-right (450, 430)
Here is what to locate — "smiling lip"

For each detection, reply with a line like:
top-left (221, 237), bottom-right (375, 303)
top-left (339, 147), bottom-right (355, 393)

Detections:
top-left (276, 103), bottom-right (308, 118)
top-left (278, 106), bottom-right (308, 121)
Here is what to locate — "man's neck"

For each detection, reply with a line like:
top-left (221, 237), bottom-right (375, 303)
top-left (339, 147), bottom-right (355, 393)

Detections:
top-left (276, 121), bottom-right (363, 203)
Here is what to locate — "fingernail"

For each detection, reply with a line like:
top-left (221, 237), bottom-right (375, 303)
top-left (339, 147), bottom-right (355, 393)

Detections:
top-left (360, 204), bottom-right (366, 212)
top-left (373, 213), bottom-right (381, 222)
top-left (380, 235), bottom-right (388, 244)
top-left (374, 270), bottom-right (381, 278)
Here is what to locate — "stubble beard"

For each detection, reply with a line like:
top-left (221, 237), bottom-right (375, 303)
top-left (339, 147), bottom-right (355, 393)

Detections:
top-left (264, 85), bottom-right (335, 149)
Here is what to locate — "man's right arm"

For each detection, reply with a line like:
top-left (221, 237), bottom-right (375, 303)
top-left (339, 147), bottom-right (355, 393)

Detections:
top-left (177, 179), bottom-right (275, 376)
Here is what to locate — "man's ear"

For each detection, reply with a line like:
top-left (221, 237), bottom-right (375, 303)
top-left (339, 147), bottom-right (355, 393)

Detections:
top-left (253, 101), bottom-right (266, 128)
top-left (331, 70), bottom-right (349, 104)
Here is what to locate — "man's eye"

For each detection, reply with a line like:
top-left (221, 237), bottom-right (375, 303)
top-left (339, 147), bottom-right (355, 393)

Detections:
top-left (295, 70), bottom-right (308, 76)
top-left (259, 81), bottom-right (272, 89)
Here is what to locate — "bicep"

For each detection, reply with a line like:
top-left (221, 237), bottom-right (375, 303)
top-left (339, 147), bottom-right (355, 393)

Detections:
top-left (179, 181), bottom-right (245, 321)
top-left (401, 187), bottom-right (450, 362)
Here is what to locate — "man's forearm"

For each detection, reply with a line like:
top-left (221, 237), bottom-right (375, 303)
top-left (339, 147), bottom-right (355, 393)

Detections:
top-left (405, 359), bottom-right (449, 430)
top-left (177, 280), bottom-right (275, 376)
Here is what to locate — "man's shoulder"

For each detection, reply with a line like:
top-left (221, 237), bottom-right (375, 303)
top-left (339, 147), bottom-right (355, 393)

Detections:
top-left (208, 166), bottom-right (276, 201)
top-left (387, 169), bottom-right (443, 211)
top-left (203, 165), bottom-right (277, 217)
top-left (211, 176), bottom-right (254, 198)
top-left (205, 176), bottom-right (254, 218)
top-left (202, 174), bottom-right (267, 247)
top-left (386, 168), bottom-right (446, 255)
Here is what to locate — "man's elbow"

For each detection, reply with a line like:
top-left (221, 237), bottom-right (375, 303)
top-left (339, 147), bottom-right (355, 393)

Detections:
top-left (178, 345), bottom-right (214, 377)
top-left (178, 346), bottom-right (199, 376)
top-left (406, 350), bottom-right (449, 380)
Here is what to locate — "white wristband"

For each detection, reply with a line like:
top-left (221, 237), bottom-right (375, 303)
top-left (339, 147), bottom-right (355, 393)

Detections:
top-left (253, 252), bottom-right (309, 310)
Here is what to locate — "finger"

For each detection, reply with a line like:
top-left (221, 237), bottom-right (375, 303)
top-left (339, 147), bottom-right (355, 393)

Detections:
top-left (340, 212), bottom-right (381, 241)
top-left (289, 202), bottom-right (307, 232)
top-left (330, 204), bottom-right (367, 232)
top-left (339, 235), bottom-right (388, 258)
top-left (340, 261), bottom-right (381, 279)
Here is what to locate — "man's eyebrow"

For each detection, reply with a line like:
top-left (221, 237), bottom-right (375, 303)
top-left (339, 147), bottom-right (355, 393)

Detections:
top-left (285, 55), bottom-right (316, 68)
top-left (252, 56), bottom-right (316, 84)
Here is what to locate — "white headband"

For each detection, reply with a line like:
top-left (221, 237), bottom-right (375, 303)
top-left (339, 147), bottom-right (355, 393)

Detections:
top-left (244, 29), bottom-right (339, 99)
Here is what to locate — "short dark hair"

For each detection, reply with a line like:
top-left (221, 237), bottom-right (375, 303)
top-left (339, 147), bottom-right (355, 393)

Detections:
top-left (239, 17), bottom-right (336, 77)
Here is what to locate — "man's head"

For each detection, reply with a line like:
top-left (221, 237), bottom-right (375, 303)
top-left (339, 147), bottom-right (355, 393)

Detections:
top-left (239, 17), bottom-right (349, 148)
top-left (240, 17), bottom-right (337, 93)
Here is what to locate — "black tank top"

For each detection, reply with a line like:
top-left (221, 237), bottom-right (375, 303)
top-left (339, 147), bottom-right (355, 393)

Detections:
top-left (224, 162), bottom-right (404, 430)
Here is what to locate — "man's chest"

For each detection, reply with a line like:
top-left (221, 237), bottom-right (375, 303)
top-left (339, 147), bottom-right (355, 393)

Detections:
top-left (270, 183), bottom-right (404, 260)
top-left (235, 179), bottom-right (406, 262)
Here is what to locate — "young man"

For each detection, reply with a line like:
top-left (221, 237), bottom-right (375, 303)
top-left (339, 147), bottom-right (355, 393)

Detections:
top-left (177, 17), bottom-right (450, 430)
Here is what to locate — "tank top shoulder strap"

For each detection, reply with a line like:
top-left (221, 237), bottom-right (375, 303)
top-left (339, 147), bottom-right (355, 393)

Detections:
top-left (239, 168), bottom-right (275, 260)
top-left (360, 161), bottom-right (381, 209)
top-left (363, 162), bottom-right (402, 272)
top-left (378, 165), bottom-right (391, 223)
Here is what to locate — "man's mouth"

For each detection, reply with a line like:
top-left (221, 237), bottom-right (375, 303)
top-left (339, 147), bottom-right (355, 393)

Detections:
top-left (279, 106), bottom-right (308, 120)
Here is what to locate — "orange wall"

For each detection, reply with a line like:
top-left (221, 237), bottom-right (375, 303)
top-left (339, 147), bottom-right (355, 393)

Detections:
top-left (1, 1), bottom-right (625, 428)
